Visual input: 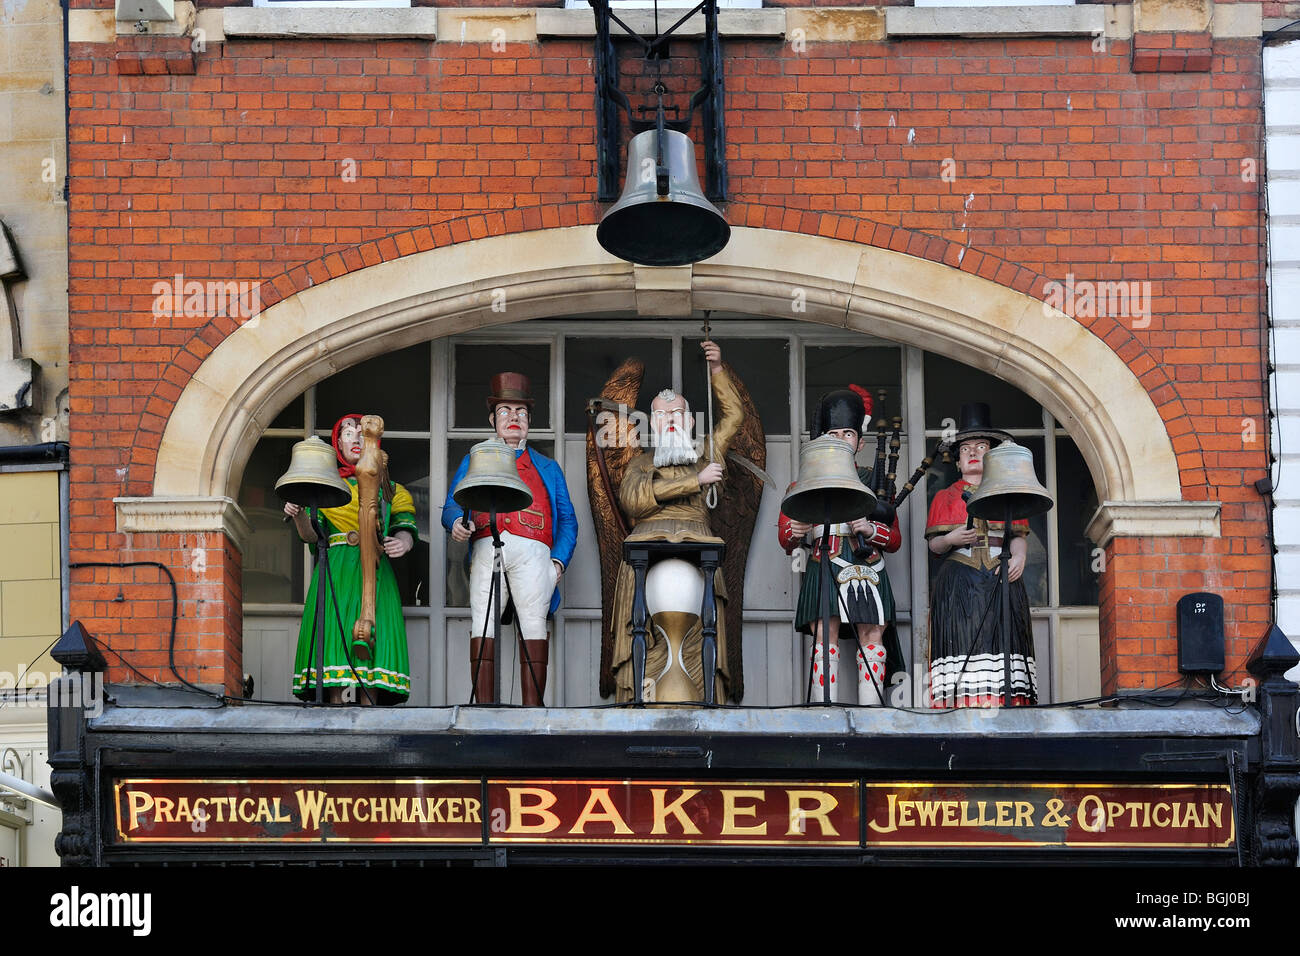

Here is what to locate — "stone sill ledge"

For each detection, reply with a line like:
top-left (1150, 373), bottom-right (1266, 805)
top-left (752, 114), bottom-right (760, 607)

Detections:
top-left (67, 4), bottom-right (1265, 45)
top-left (92, 697), bottom-right (1258, 739)
top-left (886, 5), bottom-right (1105, 38)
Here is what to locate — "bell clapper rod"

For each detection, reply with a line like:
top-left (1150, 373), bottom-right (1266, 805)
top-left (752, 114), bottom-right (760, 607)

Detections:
top-left (309, 508), bottom-right (329, 705)
top-left (469, 502), bottom-right (506, 705)
top-left (819, 499), bottom-right (834, 704)
top-left (702, 312), bottom-right (718, 509)
top-left (1001, 499), bottom-right (1013, 708)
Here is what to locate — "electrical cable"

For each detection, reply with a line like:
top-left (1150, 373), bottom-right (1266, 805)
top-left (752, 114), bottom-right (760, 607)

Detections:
top-left (0, 634), bottom-right (61, 710)
top-left (68, 560), bottom-right (222, 702)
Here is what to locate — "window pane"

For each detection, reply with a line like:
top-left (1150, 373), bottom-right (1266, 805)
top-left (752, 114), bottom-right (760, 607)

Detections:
top-left (316, 342), bottom-right (431, 433)
top-left (804, 346), bottom-right (903, 431)
top-left (442, 439), bottom-right (555, 607)
top-left (683, 337), bottom-right (791, 437)
top-left (923, 353), bottom-right (1043, 429)
top-left (378, 437), bottom-right (430, 608)
top-left (564, 337), bottom-right (672, 434)
top-left (270, 393), bottom-right (304, 430)
top-left (1056, 435), bottom-right (1101, 606)
top-left (238, 436), bottom-right (306, 604)
top-left (454, 344), bottom-right (550, 430)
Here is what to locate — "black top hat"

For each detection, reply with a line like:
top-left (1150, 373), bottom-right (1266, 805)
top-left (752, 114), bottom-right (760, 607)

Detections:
top-left (811, 386), bottom-right (872, 438)
top-left (953, 402), bottom-right (1012, 446)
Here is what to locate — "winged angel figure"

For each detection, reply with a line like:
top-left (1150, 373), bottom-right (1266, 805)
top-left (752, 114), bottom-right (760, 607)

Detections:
top-left (585, 343), bottom-right (767, 703)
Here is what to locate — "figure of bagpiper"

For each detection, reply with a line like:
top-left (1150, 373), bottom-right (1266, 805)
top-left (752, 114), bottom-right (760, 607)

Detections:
top-left (778, 386), bottom-right (904, 704)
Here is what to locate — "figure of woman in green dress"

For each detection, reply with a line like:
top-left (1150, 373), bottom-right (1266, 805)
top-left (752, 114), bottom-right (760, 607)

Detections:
top-left (283, 413), bottom-right (417, 704)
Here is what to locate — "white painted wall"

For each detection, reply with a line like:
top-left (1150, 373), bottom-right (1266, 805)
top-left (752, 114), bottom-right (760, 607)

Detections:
top-left (1266, 38), bottom-right (1300, 686)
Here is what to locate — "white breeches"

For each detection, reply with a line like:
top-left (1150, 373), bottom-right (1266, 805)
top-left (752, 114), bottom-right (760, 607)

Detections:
top-left (469, 533), bottom-right (556, 642)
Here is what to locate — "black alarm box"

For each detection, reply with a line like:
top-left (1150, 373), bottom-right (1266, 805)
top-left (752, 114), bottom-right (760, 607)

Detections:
top-left (1176, 592), bottom-right (1225, 674)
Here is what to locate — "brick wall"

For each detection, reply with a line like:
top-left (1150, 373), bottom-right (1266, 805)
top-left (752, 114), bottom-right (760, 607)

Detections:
top-left (66, 23), bottom-right (1273, 695)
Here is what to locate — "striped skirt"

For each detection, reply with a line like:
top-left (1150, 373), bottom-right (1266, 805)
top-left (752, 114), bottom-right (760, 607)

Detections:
top-left (927, 557), bottom-right (1036, 708)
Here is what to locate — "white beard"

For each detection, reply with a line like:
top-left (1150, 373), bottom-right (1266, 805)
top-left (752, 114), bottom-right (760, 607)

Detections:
top-left (653, 425), bottom-right (699, 467)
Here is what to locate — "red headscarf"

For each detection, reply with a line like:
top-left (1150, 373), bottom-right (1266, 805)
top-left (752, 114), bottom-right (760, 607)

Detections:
top-left (330, 413), bottom-right (365, 479)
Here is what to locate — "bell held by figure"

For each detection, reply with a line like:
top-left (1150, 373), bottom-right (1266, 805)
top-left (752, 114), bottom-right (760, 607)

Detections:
top-left (965, 441), bottom-right (1054, 521)
top-left (453, 438), bottom-right (533, 514)
top-left (275, 436), bottom-right (353, 510)
top-left (782, 435), bottom-right (877, 524)
top-left (597, 128), bottom-right (731, 267)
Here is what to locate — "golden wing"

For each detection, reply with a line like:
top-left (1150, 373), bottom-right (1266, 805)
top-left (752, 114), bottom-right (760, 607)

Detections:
top-left (585, 357), bottom-right (644, 699)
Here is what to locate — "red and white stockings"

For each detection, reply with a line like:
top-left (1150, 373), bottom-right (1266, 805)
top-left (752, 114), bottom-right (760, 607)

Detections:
top-left (857, 642), bottom-right (887, 706)
top-left (811, 640), bottom-right (886, 705)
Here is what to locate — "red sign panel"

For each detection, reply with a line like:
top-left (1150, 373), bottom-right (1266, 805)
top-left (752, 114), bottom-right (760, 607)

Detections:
top-left (114, 779), bottom-right (484, 844)
top-left (112, 779), bottom-right (1233, 849)
top-left (864, 783), bottom-right (1235, 848)
top-left (484, 779), bottom-right (860, 846)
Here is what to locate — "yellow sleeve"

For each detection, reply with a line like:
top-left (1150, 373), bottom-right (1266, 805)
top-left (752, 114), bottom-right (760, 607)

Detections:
top-left (388, 482), bottom-right (417, 532)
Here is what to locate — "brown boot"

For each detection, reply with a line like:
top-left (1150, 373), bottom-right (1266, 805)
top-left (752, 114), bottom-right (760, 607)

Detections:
top-left (470, 637), bottom-right (496, 704)
top-left (520, 638), bottom-right (550, 707)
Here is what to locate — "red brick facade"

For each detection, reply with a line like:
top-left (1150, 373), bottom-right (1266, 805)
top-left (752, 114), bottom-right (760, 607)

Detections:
top-left (66, 9), bottom-right (1275, 697)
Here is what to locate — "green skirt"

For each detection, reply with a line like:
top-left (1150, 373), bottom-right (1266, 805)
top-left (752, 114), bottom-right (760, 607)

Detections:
top-left (292, 544), bottom-right (411, 704)
top-left (794, 541), bottom-right (904, 680)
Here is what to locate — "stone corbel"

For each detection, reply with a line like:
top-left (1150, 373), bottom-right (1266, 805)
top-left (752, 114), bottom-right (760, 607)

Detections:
top-left (1085, 500), bottom-right (1222, 547)
top-left (634, 265), bottom-right (694, 317)
top-left (115, 496), bottom-right (252, 553)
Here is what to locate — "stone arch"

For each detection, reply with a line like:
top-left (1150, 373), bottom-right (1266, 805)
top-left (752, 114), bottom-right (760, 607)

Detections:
top-left (141, 223), bottom-right (1188, 525)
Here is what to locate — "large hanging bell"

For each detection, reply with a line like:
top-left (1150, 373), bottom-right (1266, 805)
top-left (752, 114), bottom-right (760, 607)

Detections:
top-left (275, 436), bottom-right (353, 509)
top-left (597, 128), bottom-right (731, 267)
top-left (965, 441), bottom-right (1054, 521)
top-left (452, 438), bottom-right (534, 514)
top-left (782, 435), bottom-right (877, 524)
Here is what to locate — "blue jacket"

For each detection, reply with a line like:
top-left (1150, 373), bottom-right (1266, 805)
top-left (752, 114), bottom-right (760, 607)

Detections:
top-left (442, 445), bottom-right (578, 615)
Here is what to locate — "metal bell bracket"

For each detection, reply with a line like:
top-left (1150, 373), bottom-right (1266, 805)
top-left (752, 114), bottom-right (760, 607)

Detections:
top-left (589, 0), bottom-right (728, 202)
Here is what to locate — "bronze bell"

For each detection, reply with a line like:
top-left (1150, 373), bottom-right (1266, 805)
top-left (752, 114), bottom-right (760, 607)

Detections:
top-left (453, 438), bottom-right (534, 514)
top-left (965, 441), bottom-right (1054, 521)
top-left (596, 128), bottom-right (730, 267)
top-left (275, 436), bottom-right (352, 509)
top-left (782, 435), bottom-right (877, 524)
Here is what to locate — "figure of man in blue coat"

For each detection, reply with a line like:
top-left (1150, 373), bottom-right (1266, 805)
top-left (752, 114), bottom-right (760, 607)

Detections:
top-left (443, 373), bottom-right (578, 705)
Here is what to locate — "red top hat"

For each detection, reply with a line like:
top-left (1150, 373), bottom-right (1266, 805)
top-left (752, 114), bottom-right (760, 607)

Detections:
top-left (486, 372), bottom-right (534, 410)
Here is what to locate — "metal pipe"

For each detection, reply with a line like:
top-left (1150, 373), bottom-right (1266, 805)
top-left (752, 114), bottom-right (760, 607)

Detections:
top-left (0, 769), bottom-right (59, 811)
top-left (0, 441), bottom-right (68, 464)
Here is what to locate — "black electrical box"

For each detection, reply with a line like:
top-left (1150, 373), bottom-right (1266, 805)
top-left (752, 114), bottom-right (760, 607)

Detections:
top-left (1176, 592), bottom-right (1225, 674)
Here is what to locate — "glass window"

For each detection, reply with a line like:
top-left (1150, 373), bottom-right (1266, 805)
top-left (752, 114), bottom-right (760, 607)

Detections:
top-left (378, 437), bottom-right (431, 608)
top-left (564, 337), bottom-right (673, 435)
top-left (923, 353), bottom-right (1042, 430)
top-left (1056, 435), bottom-right (1101, 606)
top-left (270, 394), bottom-right (304, 431)
top-left (454, 344), bottom-right (550, 431)
top-left (804, 346), bottom-right (903, 430)
top-left (682, 337), bottom-right (791, 437)
top-left (316, 343), bottom-right (431, 433)
top-left (238, 436), bottom-right (306, 604)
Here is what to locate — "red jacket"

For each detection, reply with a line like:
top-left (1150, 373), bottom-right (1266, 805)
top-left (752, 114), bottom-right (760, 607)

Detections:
top-left (777, 482), bottom-right (901, 557)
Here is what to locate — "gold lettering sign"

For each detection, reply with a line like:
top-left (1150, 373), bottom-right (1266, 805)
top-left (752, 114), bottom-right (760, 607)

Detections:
top-left (864, 783), bottom-right (1234, 849)
top-left (486, 780), bottom-right (859, 846)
